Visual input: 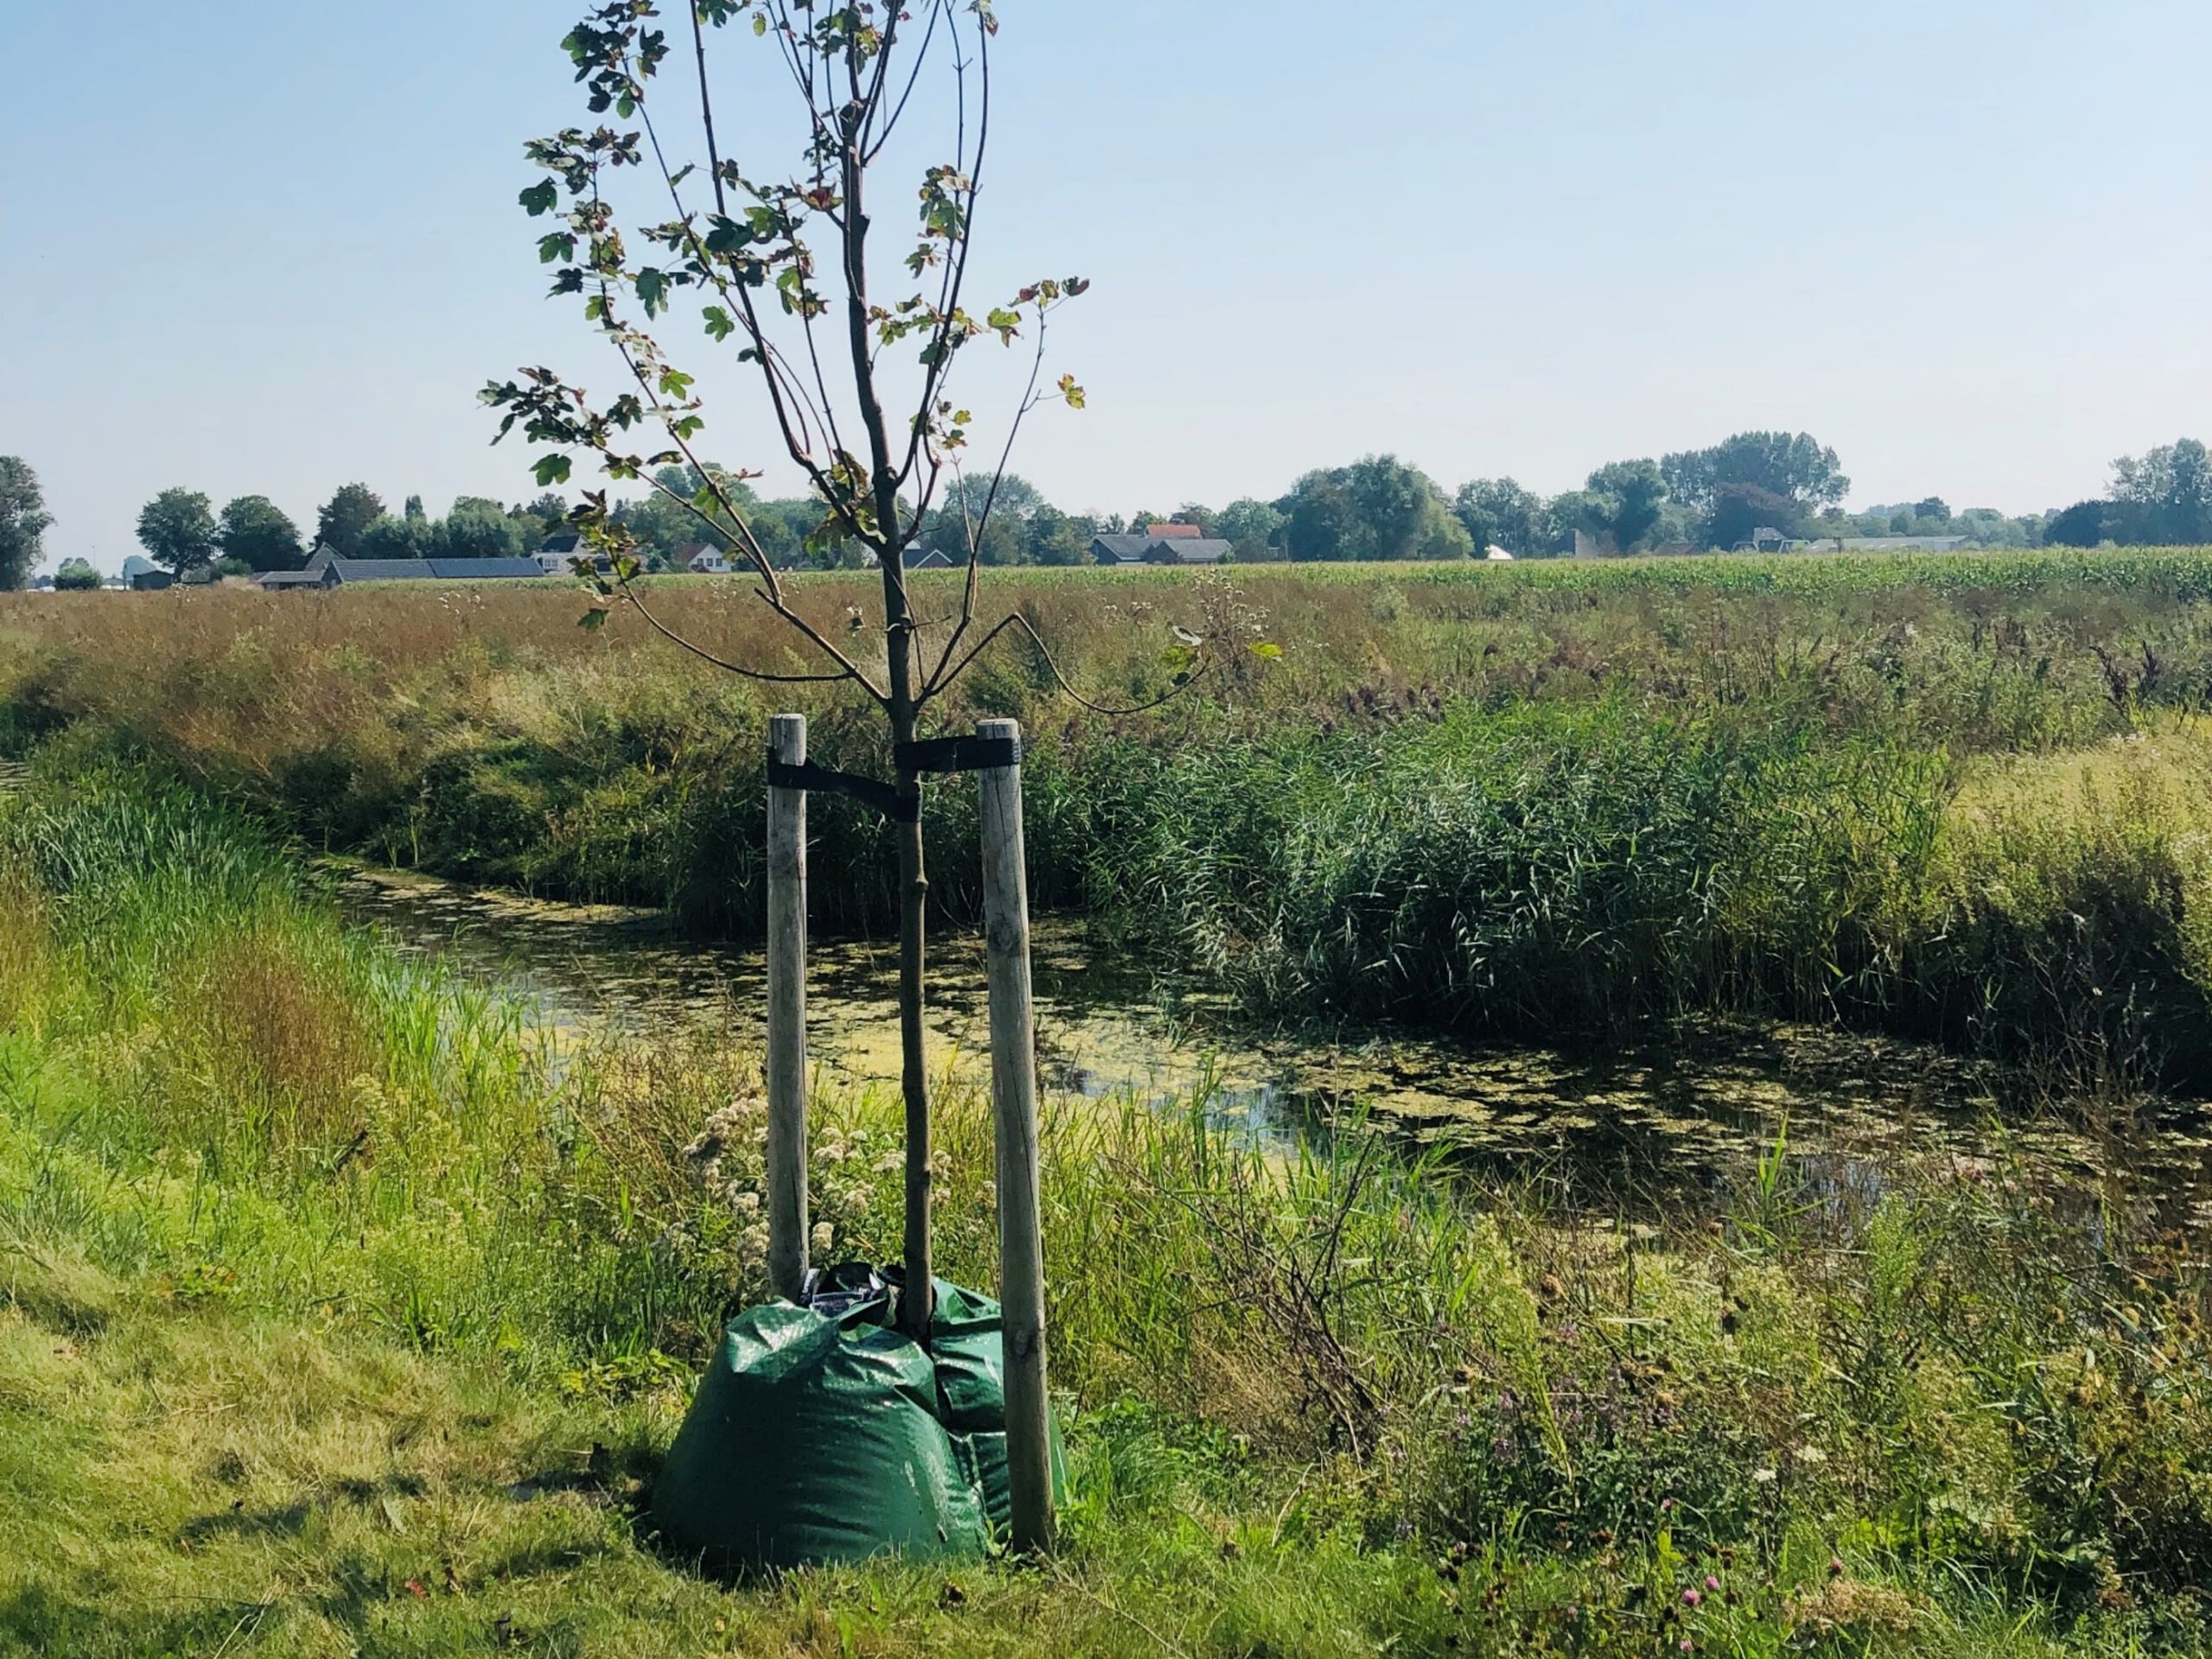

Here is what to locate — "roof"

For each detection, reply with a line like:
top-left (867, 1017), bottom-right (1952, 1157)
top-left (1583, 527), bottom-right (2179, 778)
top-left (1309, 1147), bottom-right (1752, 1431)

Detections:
top-left (541, 531), bottom-right (583, 555)
top-left (1147, 523), bottom-right (1204, 539)
top-left (314, 556), bottom-right (550, 583)
top-left (257, 569), bottom-right (334, 588)
top-left (1092, 534), bottom-right (1233, 565)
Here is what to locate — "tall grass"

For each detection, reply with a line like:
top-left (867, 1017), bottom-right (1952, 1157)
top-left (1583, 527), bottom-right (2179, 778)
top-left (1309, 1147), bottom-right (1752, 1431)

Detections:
top-left (5, 550), bottom-right (2212, 1083)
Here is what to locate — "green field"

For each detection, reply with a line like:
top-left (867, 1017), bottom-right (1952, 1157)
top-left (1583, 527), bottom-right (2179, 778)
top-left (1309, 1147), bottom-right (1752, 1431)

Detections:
top-left (5, 551), bottom-right (2212, 1653)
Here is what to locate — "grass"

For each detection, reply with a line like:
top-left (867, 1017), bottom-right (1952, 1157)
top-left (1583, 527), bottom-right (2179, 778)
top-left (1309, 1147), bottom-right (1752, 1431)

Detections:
top-left (4, 779), bottom-right (2212, 1654)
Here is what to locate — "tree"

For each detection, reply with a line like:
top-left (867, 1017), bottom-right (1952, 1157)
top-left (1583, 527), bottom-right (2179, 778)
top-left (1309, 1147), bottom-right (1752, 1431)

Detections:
top-left (1216, 497), bottom-right (1286, 562)
top-left (0, 458), bottom-right (54, 592)
top-left (2109, 439), bottom-right (2212, 546)
top-left (1452, 478), bottom-right (1545, 556)
top-left (1704, 483), bottom-right (1802, 551)
top-left (1282, 456), bottom-right (1469, 561)
top-left (439, 497), bottom-right (530, 561)
top-left (358, 514), bottom-right (436, 560)
top-left (136, 488), bottom-right (218, 573)
top-left (1021, 505), bottom-right (1091, 566)
top-left (53, 557), bottom-right (101, 591)
top-left (1662, 432), bottom-right (1848, 545)
top-left (316, 484), bottom-right (386, 557)
top-left (483, 1), bottom-right (1219, 1387)
top-left (2047, 499), bottom-right (2107, 548)
top-left (215, 495), bottom-right (306, 572)
top-left (1571, 460), bottom-right (1668, 554)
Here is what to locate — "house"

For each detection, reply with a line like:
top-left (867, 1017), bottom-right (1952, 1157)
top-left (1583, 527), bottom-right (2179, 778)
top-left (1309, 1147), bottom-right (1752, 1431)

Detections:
top-left (121, 555), bottom-right (175, 591)
top-left (673, 542), bottom-right (735, 575)
top-left (1484, 545), bottom-right (1515, 563)
top-left (257, 547), bottom-right (550, 590)
top-left (1090, 524), bottom-right (1234, 566)
top-left (535, 532), bottom-right (584, 575)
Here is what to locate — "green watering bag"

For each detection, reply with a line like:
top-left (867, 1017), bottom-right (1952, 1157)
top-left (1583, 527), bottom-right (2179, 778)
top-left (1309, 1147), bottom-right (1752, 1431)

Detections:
top-left (652, 1272), bottom-right (1058, 1568)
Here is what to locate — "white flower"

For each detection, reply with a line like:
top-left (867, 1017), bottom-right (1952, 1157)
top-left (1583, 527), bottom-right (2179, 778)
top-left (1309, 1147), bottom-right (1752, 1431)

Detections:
top-left (733, 1191), bottom-right (761, 1213)
top-left (810, 1222), bottom-right (835, 1256)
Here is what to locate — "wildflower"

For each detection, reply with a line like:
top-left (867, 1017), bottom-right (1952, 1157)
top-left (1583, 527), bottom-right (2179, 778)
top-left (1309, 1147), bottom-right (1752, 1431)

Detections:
top-left (1704, 1575), bottom-right (1720, 1592)
top-left (810, 1221), bottom-right (834, 1256)
top-left (1682, 1588), bottom-right (1701, 1608)
top-left (734, 1191), bottom-right (761, 1213)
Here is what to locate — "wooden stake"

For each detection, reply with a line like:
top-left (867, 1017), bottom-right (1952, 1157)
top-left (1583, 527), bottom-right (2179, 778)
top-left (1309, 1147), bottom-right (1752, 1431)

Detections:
top-left (976, 718), bottom-right (1053, 1554)
top-left (766, 713), bottom-right (810, 1303)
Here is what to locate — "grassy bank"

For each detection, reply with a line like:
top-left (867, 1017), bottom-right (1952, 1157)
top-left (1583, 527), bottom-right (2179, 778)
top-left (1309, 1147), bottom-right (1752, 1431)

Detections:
top-left (4, 781), bottom-right (2211, 1654)
top-left (4, 549), bottom-right (2212, 1084)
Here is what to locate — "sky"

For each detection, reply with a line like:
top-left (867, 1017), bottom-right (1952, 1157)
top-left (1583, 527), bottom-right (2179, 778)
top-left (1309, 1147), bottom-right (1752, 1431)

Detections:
top-left (4, 1), bottom-right (2209, 573)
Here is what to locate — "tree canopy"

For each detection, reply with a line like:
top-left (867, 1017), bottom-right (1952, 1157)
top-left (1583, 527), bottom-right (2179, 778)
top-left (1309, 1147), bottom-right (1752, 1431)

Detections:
top-left (1283, 456), bottom-right (1471, 562)
top-left (315, 484), bottom-right (386, 558)
top-left (215, 495), bottom-right (306, 572)
top-left (136, 488), bottom-right (219, 573)
top-left (0, 458), bottom-right (53, 592)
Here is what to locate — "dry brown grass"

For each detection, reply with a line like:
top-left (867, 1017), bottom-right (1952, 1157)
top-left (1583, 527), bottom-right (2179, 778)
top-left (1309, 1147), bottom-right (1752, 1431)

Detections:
top-left (193, 925), bottom-right (380, 1156)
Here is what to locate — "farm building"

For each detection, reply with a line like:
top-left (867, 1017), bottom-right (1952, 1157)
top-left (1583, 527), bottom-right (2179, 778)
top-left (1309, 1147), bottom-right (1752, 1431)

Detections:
top-left (121, 556), bottom-right (175, 591)
top-left (1091, 524), bottom-right (1233, 566)
top-left (859, 545), bottom-right (959, 570)
top-left (258, 547), bottom-right (550, 590)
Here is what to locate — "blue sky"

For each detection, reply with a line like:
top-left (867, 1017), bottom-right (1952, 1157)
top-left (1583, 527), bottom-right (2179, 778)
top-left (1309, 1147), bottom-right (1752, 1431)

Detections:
top-left (4, 1), bottom-right (2209, 571)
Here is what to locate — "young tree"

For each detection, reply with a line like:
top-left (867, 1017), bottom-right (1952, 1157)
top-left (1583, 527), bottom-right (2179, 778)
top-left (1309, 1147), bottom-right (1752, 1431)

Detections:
top-left (484, 1), bottom-right (1218, 1346)
top-left (316, 484), bottom-right (387, 557)
top-left (0, 458), bottom-right (54, 591)
top-left (54, 557), bottom-right (102, 591)
top-left (216, 495), bottom-right (307, 571)
top-left (136, 488), bottom-right (219, 573)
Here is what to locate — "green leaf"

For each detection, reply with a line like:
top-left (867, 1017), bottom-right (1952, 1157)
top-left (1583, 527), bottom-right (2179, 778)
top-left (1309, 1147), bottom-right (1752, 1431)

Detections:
top-left (519, 180), bottom-right (560, 217)
top-left (578, 607), bottom-right (609, 631)
top-left (533, 454), bottom-right (574, 487)
top-left (1251, 642), bottom-right (1282, 659)
top-left (753, 11), bottom-right (767, 34)
top-left (702, 305), bottom-right (737, 342)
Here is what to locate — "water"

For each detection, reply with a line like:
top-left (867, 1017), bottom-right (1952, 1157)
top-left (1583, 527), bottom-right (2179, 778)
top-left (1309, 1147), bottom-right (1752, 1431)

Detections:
top-left (334, 863), bottom-right (2212, 1229)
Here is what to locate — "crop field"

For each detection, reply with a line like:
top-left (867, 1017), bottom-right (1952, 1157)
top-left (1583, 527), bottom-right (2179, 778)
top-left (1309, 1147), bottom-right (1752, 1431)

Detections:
top-left (4, 550), bottom-right (2212, 1655)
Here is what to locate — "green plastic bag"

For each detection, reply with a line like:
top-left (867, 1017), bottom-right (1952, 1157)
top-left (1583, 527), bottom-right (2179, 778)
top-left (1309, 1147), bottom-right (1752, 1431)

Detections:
top-left (652, 1275), bottom-right (1058, 1568)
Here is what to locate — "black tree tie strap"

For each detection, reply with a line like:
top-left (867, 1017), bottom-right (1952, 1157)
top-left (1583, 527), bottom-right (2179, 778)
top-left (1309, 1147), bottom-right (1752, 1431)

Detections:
top-left (766, 736), bottom-right (1020, 824)
top-left (895, 734), bottom-right (1023, 775)
top-left (766, 757), bottom-right (911, 822)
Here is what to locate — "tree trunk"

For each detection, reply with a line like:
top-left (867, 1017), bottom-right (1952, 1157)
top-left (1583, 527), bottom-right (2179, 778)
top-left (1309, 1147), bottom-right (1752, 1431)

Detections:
top-left (837, 94), bottom-right (934, 1341)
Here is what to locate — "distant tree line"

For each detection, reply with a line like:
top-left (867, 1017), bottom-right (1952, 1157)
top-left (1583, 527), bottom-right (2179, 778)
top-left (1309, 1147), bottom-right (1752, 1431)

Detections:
top-left (10, 435), bottom-right (2212, 590)
top-left (119, 483), bottom-right (578, 577)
